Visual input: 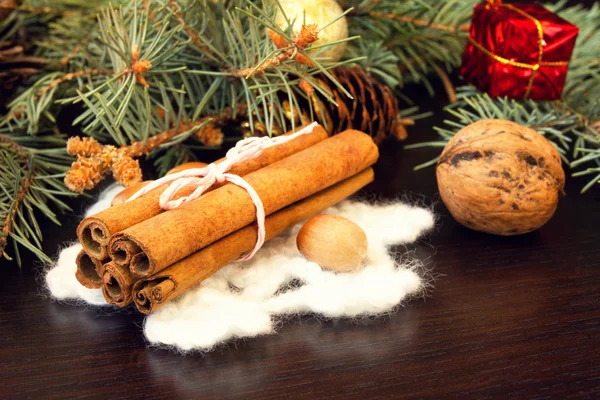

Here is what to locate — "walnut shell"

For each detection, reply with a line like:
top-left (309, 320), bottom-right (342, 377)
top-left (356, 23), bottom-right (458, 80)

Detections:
top-left (436, 119), bottom-right (565, 236)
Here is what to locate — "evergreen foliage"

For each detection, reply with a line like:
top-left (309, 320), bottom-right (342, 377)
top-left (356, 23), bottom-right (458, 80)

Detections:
top-left (0, 0), bottom-right (598, 263)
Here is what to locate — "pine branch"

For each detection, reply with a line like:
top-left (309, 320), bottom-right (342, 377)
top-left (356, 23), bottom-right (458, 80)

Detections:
top-left (410, 87), bottom-right (599, 189)
top-left (63, 117), bottom-right (217, 193)
top-left (166, 0), bottom-right (212, 55)
top-left (2, 70), bottom-right (111, 134)
top-left (406, 89), bottom-right (581, 167)
top-left (1, 0), bottom-right (113, 132)
top-left (5, 0), bottom-right (357, 150)
top-left (231, 25), bottom-right (319, 78)
top-left (182, 1), bottom-right (357, 135)
top-left (46, 0), bottom-right (356, 147)
top-left (346, 0), bottom-right (475, 94)
top-left (431, 63), bottom-right (457, 104)
top-left (0, 129), bottom-right (75, 265)
top-left (40, 69), bottom-right (111, 96)
top-left (0, 152), bottom-right (33, 262)
top-left (549, 1), bottom-right (600, 118)
top-left (365, 12), bottom-right (470, 33)
top-left (343, 40), bottom-right (401, 90)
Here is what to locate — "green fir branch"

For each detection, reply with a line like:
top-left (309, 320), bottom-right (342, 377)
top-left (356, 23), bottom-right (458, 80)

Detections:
top-left (1, 0), bottom-right (359, 183)
top-left (345, 0), bottom-right (475, 94)
top-left (0, 130), bottom-right (75, 265)
top-left (406, 88), bottom-right (580, 163)
top-left (2, 0), bottom-right (597, 264)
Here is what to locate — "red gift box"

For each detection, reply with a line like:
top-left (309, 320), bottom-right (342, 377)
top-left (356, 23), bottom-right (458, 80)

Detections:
top-left (460, 0), bottom-right (579, 100)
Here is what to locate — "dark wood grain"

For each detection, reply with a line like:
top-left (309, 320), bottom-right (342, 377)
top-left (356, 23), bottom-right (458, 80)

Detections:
top-left (2, 25), bottom-right (600, 400)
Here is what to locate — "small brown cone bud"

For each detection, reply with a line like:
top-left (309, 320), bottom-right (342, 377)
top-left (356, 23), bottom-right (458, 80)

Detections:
top-left (64, 156), bottom-right (106, 194)
top-left (267, 29), bottom-right (289, 49)
top-left (112, 156), bottom-right (142, 187)
top-left (195, 125), bottom-right (224, 147)
top-left (293, 53), bottom-right (315, 67)
top-left (66, 137), bottom-right (103, 157)
top-left (294, 24), bottom-right (319, 49)
top-left (299, 79), bottom-right (315, 96)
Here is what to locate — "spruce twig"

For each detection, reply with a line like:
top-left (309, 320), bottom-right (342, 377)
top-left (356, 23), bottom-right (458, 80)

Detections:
top-left (231, 25), bottom-right (319, 78)
top-left (0, 163), bottom-right (33, 262)
top-left (64, 119), bottom-right (201, 192)
top-left (167, 0), bottom-right (212, 55)
top-left (431, 63), bottom-right (457, 104)
top-left (346, 0), bottom-right (475, 93)
top-left (366, 12), bottom-right (471, 33)
top-left (0, 129), bottom-right (74, 265)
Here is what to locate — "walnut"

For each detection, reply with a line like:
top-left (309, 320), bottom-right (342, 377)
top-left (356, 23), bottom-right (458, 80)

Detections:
top-left (436, 119), bottom-right (565, 236)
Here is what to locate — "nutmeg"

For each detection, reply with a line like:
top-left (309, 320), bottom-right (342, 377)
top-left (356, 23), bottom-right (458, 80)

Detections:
top-left (436, 119), bottom-right (565, 236)
top-left (297, 214), bottom-right (368, 272)
top-left (111, 181), bottom-right (151, 206)
top-left (166, 161), bottom-right (208, 175)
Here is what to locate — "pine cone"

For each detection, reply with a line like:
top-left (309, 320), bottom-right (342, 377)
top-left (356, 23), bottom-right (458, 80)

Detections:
top-left (112, 156), bottom-right (142, 187)
top-left (303, 66), bottom-right (406, 144)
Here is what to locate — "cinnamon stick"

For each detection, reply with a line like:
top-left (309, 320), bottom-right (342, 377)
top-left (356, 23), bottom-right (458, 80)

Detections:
top-left (74, 249), bottom-right (106, 289)
top-left (96, 259), bottom-right (109, 279)
top-left (113, 130), bottom-right (379, 278)
top-left (101, 261), bottom-right (135, 307)
top-left (77, 125), bottom-right (329, 259)
top-left (133, 167), bottom-right (374, 314)
top-left (111, 239), bottom-right (141, 267)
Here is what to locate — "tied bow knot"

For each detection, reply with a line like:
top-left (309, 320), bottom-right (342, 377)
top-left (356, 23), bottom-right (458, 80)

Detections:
top-left (126, 121), bottom-right (319, 261)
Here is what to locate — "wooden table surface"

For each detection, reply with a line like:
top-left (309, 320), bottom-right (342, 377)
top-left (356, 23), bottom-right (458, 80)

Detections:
top-left (1, 76), bottom-right (600, 399)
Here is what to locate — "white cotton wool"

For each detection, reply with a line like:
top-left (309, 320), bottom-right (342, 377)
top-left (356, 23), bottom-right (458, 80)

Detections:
top-left (83, 184), bottom-right (125, 217)
top-left (45, 242), bottom-right (107, 305)
top-left (46, 185), bottom-right (435, 353)
top-left (45, 184), bottom-right (125, 306)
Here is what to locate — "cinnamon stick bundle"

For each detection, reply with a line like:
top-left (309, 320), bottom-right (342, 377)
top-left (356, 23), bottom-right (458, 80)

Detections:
top-left (112, 130), bottom-right (379, 278)
top-left (74, 249), bottom-right (106, 289)
top-left (77, 125), bottom-right (329, 259)
top-left (133, 167), bottom-right (374, 314)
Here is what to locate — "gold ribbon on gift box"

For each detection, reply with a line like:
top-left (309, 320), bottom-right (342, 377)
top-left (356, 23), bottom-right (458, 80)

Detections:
top-left (469, 0), bottom-right (570, 98)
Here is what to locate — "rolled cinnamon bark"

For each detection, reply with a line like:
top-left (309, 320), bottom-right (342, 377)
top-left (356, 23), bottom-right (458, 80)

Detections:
top-left (111, 239), bottom-right (141, 267)
top-left (133, 167), bottom-right (374, 314)
top-left (101, 261), bottom-right (135, 307)
top-left (75, 249), bottom-right (105, 289)
top-left (77, 125), bottom-right (329, 259)
top-left (114, 130), bottom-right (378, 278)
top-left (96, 260), bottom-right (109, 279)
